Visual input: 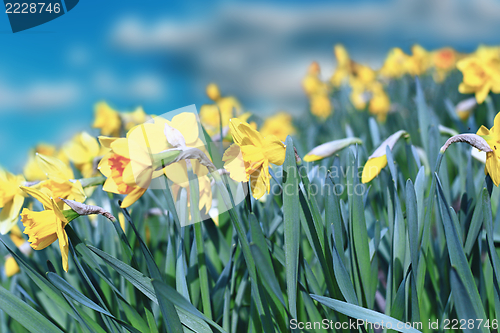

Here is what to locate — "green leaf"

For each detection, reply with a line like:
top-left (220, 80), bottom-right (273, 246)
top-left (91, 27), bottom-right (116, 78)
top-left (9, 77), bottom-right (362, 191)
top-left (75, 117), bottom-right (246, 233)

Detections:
top-left (435, 175), bottom-right (488, 322)
top-left (310, 294), bottom-right (422, 333)
top-left (283, 136), bottom-right (301, 319)
top-left (0, 285), bottom-right (64, 333)
top-left (87, 245), bottom-right (226, 333)
top-left (449, 267), bottom-right (489, 333)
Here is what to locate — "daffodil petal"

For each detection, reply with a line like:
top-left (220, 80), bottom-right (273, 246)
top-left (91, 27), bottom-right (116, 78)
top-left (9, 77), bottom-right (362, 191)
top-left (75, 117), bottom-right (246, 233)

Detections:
top-left (362, 155), bottom-right (388, 183)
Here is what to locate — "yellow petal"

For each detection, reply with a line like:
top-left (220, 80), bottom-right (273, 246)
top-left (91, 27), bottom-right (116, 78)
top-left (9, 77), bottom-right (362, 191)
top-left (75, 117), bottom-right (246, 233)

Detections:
top-left (5, 256), bottom-right (20, 277)
top-left (168, 113), bottom-right (199, 145)
top-left (223, 144), bottom-right (248, 182)
top-left (0, 194), bottom-right (25, 235)
top-left (20, 186), bottom-right (52, 209)
top-left (262, 135), bottom-right (286, 166)
top-left (361, 155), bottom-right (388, 183)
top-left (120, 187), bottom-right (147, 208)
top-left (36, 154), bottom-right (74, 181)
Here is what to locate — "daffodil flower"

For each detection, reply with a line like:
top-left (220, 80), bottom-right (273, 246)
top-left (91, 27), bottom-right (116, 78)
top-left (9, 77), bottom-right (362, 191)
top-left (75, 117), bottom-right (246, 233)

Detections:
top-left (361, 130), bottom-right (408, 183)
top-left (32, 154), bottom-right (86, 205)
top-left (223, 117), bottom-right (286, 199)
top-left (93, 101), bottom-right (122, 137)
top-left (303, 137), bottom-right (362, 162)
top-left (98, 121), bottom-right (171, 208)
top-left (63, 132), bottom-right (107, 178)
top-left (20, 187), bottom-right (72, 272)
top-left (199, 83), bottom-right (243, 136)
top-left (477, 112), bottom-right (500, 185)
top-left (457, 45), bottom-right (500, 104)
top-left (260, 112), bottom-right (296, 142)
top-left (0, 169), bottom-right (27, 234)
top-left (155, 113), bottom-right (212, 187)
top-left (379, 47), bottom-right (411, 79)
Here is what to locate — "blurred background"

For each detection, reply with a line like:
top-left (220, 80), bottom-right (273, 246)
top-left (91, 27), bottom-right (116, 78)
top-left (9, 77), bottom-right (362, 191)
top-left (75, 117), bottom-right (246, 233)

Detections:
top-left (1, 0), bottom-right (500, 171)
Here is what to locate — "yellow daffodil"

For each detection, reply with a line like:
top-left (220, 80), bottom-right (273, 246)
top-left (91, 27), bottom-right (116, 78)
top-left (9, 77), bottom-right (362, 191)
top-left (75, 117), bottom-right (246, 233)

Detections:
top-left (432, 47), bottom-right (458, 82)
top-left (368, 82), bottom-right (391, 122)
top-left (199, 84), bottom-right (243, 136)
top-left (477, 112), bottom-right (500, 186)
top-left (172, 175), bottom-right (213, 213)
top-left (63, 132), bottom-right (107, 178)
top-left (155, 113), bottom-right (211, 187)
top-left (20, 186), bottom-right (72, 272)
top-left (23, 144), bottom-right (68, 181)
top-left (0, 169), bottom-right (26, 234)
top-left (223, 118), bottom-right (286, 199)
top-left (361, 130), bottom-right (408, 183)
top-left (457, 45), bottom-right (500, 104)
top-left (260, 112), bottom-right (296, 142)
top-left (302, 61), bottom-right (324, 95)
top-left (380, 47), bottom-right (411, 79)
top-left (310, 91), bottom-right (332, 119)
top-left (407, 44), bottom-right (432, 76)
top-left (4, 256), bottom-right (20, 277)
top-left (93, 101), bottom-right (122, 137)
top-left (331, 44), bottom-right (352, 87)
top-left (121, 106), bottom-right (148, 131)
top-left (303, 137), bottom-right (362, 162)
top-left (99, 121), bottom-right (171, 208)
top-left (206, 83), bottom-right (221, 101)
top-left (32, 154), bottom-right (86, 205)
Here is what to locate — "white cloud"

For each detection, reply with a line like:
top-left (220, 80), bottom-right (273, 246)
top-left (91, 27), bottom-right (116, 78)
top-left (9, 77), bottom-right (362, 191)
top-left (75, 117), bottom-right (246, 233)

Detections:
top-left (0, 81), bottom-right (80, 112)
top-left (109, 0), bottom-right (500, 114)
top-left (93, 71), bottom-right (165, 100)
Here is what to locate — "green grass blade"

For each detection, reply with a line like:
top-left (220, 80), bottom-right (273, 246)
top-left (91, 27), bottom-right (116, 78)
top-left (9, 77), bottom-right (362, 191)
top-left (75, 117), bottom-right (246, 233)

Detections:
top-left (0, 285), bottom-right (64, 333)
top-left (435, 174), bottom-right (488, 321)
top-left (310, 294), bottom-right (422, 333)
top-left (283, 136), bottom-right (301, 319)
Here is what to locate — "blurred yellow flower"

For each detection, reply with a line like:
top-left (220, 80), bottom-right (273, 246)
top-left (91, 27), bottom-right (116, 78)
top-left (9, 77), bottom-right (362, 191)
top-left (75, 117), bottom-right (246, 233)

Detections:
top-left (93, 101), bottom-right (122, 137)
top-left (199, 84), bottom-right (243, 136)
top-left (380, 47), bottom-right (410, 78)
top-left (477, 111), bottom-right (500, 186)
top-left (331, 44), bottom-right (352, 87)
top-left (172, 175), bottom-right (212, 213)
top-left (63, 132), bottom-right (107, 178)
top-left (32, 154), bottom-right (86, 205)
top-left (260, 112), bottom-right (295, 142)
top-left (23, 144), bottom-right (68, 181)
top-left (302, 61), bottom-right (324, 95)
top-left (368, 83), bottom-right (391, 122)
top-left (0, 169), bottom-right (26, 235)
top-left (223, 118), bottom-right (285, 199)
top-left (457, 45), bottom-right (500, 104)
top-left (121, 106), bottom-right (148, 131)
top-left (310, 91), bottom-right (332, 119)
top-left (362, 130), bottom-right (408, 183)
top-left (99, 121), bottom-right (171, 208)
top-left (4, 256), bottom-right (19, 277)
top-left (432, 47), bottom-right (458, 82)
top-left (407, 44), bottom-right (432, 76)
top-left (206, 83), bottom-right (221, 101)
top-left (20, 186), bottom-right (71, 272)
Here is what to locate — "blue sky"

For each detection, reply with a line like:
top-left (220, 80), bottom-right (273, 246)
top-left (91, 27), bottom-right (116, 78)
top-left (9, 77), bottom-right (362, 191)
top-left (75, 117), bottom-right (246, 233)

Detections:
top-left (1, 0), bottom-right (500, 172)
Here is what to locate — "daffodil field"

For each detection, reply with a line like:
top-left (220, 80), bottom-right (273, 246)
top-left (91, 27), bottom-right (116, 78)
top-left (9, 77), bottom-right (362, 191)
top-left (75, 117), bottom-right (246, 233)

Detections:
top-left (1, 44), bottom-right (500, 333)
